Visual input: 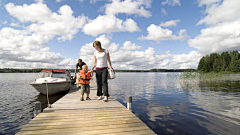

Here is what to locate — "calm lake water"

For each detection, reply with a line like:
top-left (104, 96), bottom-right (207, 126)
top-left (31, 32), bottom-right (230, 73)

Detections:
top-left (1, 73), bottom-right (240, 135)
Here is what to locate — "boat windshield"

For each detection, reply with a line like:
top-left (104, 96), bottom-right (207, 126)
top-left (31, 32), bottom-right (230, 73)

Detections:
top-left (37, 72), bottom-right (51, 78)
top-left (52, 72), bottom-right (68, 78)
top-left (37, 72), bottom-right (68, 79)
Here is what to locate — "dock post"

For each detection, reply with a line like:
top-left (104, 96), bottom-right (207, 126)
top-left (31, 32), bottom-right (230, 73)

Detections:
top-left (34, 101), bottom-right (41, 117)
top-left (127, 96), bottom-right (132, 111)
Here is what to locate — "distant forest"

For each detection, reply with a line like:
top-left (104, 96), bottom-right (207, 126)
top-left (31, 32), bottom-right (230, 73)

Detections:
top-left (0, 68), bottom-right (196, 73)
top-left (197, 50), bottom-right (240, 72)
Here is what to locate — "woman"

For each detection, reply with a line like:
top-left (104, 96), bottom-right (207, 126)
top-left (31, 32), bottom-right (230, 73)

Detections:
top-left (91, 40), bottom-right (114, 101)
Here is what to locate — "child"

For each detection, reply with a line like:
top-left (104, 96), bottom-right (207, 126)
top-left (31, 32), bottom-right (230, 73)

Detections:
top-left (78, 65), bottom-right (93, 101)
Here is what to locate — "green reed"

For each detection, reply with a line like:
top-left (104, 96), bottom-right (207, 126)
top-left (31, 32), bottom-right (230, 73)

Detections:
top-left (159, 72), bottom-right (240, 93)
top-left (177, 72), bottom-right (240, 94)
top-left (179, 72), bottom-right (240, 83)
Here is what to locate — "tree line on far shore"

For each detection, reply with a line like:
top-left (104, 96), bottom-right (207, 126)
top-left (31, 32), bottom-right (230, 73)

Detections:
top-left (197, 50), bottom-right (240, 72)
top-left (0, 68), bottom-right (45, 73)
top-left (149, 69), bottom-right (196, 72)
top-left (0, 68), bottom-right (196, 73)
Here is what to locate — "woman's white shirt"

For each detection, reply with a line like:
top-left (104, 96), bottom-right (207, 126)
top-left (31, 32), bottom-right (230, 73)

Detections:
top-left (94, 49), bottom-right (109, 68)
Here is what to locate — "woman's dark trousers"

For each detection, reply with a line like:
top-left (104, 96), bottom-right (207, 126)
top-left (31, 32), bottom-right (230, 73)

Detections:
top-left (96, 68), bottom-right (109, 97)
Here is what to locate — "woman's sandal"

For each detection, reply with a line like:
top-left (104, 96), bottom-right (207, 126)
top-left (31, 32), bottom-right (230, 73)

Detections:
top-left (86, 97), bottom-right (91, 100)
top-left (80, 97), bottom-right (84, 101)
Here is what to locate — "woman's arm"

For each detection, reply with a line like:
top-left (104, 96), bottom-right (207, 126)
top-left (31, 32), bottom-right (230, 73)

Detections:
top-left (90, 71), bottom-right (93, 77)
top-left (91, 55), bottom-right (97, 71)
top-left (107, 52), bottom-right (113, 72)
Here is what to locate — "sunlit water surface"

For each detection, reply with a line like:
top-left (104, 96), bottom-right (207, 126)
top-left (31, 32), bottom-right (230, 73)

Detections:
top-left (0, 73), bottom-right (69, 135)
top-left (1, 73), bottom-right (240, 135)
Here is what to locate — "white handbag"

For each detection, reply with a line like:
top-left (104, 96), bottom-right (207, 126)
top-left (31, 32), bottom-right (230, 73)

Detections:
top-left (108, 68), bottom-right (116, 79)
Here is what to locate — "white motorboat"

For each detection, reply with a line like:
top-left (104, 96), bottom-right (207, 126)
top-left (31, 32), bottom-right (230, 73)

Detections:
top-left (30, 69), bottom-right (72, 95)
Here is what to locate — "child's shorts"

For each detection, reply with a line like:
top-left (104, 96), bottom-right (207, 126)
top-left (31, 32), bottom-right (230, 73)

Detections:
top-left (80, 84), bottom-right (90, 95)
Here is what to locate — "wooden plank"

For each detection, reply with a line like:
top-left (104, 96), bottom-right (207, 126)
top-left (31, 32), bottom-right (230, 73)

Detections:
top-left (27, 116), bottom-right (143, 125)
top-left (17, 126), bottom-right (152, 135)
top-left (16, 80), bottom-right (156, 135)
top-left (17, 122), bottom-right (146, 130)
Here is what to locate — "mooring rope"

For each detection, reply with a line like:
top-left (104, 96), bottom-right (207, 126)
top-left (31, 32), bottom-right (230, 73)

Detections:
top-left (45, 80), bottom-right (51, 108)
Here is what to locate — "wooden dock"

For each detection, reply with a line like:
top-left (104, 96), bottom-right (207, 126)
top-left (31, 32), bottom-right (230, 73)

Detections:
top-left (16, 81), bottom-right (156, 135)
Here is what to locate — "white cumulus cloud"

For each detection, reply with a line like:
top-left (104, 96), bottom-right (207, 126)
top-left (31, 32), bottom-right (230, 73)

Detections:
top-left (189, 18), bottom-right (240, 55)
top-left (82, 15), bottom-right (140, 36)
top-left (189, 0), bottom-right (240, 55)
top-left (0, 2), bottom-right (85, 69)
top-left (5, 3), bottom-right (87, 41)
top-left (197, 0), bottom-right (240, 26)
top-left (161, 0), bottom-right (181, 6)
top-left (138, 24), bottom-right (189, 42)
top-left (159, 19), bottom-right (180, 27)
top-left (197, 0), bottom-right (222, 7)
top-left (0, 27), bottom-right (77, 69)
top-left (121, 41), bottom-right (142, 50)
top-left (104, 0), bottom-right (152, 18)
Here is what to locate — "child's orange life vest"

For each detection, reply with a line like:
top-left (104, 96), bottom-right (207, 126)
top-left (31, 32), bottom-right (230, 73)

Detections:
top-left (79, 70), bottom-right (92, 85)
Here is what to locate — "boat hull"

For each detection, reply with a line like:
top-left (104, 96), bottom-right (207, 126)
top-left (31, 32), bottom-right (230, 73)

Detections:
top-left (30, 81), bottom-right (71, 96)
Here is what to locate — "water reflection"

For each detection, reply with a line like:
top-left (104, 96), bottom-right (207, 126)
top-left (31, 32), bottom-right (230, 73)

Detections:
top-left (34, 90), bottom-right (69, 110)
top-left (0, 73), bottom-right (69, 135)
top-left (29, 76), bottom-right (70, 112)
top-left (2, 72), bottom-right (240, 135)
top-left (180, 80), bottom-right (240, 120)
top-left (108, 72), bottom-right (240, 134)
top-left (180, 76), bottom-right (240, 134)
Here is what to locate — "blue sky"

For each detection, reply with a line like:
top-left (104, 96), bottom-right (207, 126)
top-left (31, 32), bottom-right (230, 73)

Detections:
top-left (0, 0), bottom-right (240, 70)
